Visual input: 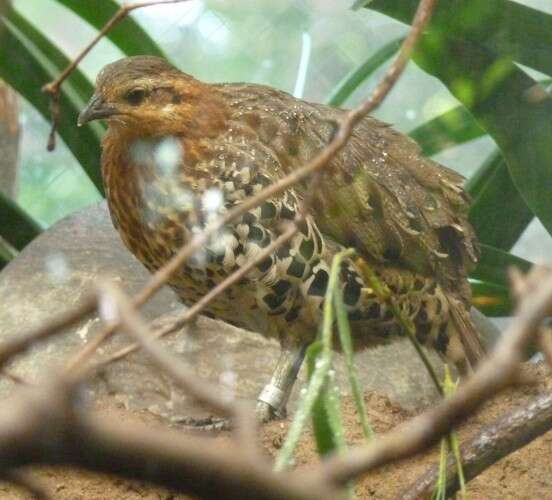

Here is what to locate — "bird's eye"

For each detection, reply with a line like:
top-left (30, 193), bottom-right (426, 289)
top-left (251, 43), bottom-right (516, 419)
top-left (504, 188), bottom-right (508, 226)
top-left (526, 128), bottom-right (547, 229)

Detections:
top-left (125, 88), bottom-right (147, 106)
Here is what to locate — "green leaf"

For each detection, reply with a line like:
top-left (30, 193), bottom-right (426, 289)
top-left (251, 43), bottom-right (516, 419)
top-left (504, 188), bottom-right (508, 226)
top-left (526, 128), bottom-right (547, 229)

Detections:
top-left (409, 105), bottom-right (484, 157)
top-left (467, 152), bottom-right (533, 250)
top-left (417, 42), bottom-right (552, 237)
top-left (56, 0), bottom-right (165, 57)
top-left (326, 37), bottom-right (402, 107)
top-left (470, 279), bottom-right (512, 317)
top-left (0, 238), bottom-right (15, 270)
top-left (468, 240), bottom-right (533, 317)
top-left (0, 192), bottom-right (42, 250)
top-left (365, 0), bottom-right (552, 77)
top-left (0, 8), bottom-right (104, 193)
top-left (275, 250), bottom-right (352, 471)
top-left (307, 343), bottom-right (345, 457)
top-left (468, 245), bottom-right (532, 316)
top-left (364, 2), bottom-right (552, 237)
top-left (471, 243), bottom-right (531, 289)
top-left (334, 286), bottom-right (373, 440)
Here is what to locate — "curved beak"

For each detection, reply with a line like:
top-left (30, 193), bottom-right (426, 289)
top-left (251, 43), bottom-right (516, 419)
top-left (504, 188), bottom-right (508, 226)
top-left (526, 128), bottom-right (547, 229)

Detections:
top-left (78, 93), bottom-right (118, 127)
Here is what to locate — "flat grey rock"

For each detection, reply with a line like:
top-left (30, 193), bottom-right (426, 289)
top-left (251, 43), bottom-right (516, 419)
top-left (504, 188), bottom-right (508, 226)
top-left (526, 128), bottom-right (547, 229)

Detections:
top-left (0, 202), bottom-right (442, 422)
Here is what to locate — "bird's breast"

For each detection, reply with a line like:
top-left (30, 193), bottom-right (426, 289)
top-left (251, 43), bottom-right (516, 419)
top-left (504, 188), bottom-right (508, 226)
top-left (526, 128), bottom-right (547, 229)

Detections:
top-left (102, 135), bottom-right (196, 273)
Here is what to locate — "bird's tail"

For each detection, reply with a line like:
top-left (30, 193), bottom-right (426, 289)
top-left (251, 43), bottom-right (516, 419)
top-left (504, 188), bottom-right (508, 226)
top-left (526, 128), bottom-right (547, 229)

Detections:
top-left (444, 295), bottom-right (487, 375)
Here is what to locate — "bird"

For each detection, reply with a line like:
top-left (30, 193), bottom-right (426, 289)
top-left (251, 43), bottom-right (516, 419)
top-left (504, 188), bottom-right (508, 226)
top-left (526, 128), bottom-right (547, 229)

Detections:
top-left (78, 55), bottom-right (485, 422)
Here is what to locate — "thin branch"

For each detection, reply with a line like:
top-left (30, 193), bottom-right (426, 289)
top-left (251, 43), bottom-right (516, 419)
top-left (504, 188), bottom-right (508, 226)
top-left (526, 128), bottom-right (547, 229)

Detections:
top-left (307, 266), bottom-right (552, 487)
top-left (0, 378), bottom-right (340, 500)
top-left (538, 326), bottom-right (552, 367)
top-left (98, 282), bottom-right (261, 451)
top-left (2, 470), bottom-right (49, 499)
top-left (356, 259), bottom-right (443, 394)
top-left (93, 222), bottom-right (299, 369)
top-left (401, 390), bottom-right (552, 499)
top-left (98, 282), bottom-right (236, 416)
top-left (41, 0), bottom-right (190, 150)
top-left (0, 297), bottom-right (96, 369)
top-left (1, 369), bottom-right (28, 385)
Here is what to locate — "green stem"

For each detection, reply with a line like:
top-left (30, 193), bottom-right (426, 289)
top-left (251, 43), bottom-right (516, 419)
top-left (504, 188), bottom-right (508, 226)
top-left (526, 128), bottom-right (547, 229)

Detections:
top-left (274, 250), bottom-right (353, 471)
top-left (443, 365), bottom-right (467, 497)
top-left (357, 259), bottom-right (443, 396)
top-left (432, 438), bottom-right (448, 500)
top-left (359, 260), bottom-right (469, 494)
top-left (334, 286), bottom-right (374, 440)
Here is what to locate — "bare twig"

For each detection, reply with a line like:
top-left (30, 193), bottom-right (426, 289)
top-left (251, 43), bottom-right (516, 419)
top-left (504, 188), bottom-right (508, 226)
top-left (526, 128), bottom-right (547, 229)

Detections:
top-left (401, 389), bottom-right (552, 499)
top-left (98, 282), bottom-right (236, 415)
top-left (539, 326), bottom-right (552, 368)
top-left (42, 0), bottom-right (190, 150)
top-left (0, 378), bottom-right (340, 500)
top-left (356, 259), bottom-right (443, 394)
top-left (2, 470), bottom-right (49, 499)
top-left (97, 282), bottom-right (259, 451)
top-left (0, 369), bottom-right (28, 385)
top-left (0, 297), bottom-right (95, 370)
top-left (94, 222), bottom-right (300, 369)
top-left (307, 266), bottom-right (552, 487)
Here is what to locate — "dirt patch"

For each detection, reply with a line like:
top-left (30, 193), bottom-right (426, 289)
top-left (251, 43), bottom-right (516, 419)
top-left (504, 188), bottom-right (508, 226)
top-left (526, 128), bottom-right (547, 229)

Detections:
top-left (3, 365), bottom-right (552, 499)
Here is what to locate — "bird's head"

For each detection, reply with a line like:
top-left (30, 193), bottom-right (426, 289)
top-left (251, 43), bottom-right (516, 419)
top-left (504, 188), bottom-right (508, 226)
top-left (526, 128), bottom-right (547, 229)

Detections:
top-left (78, 56), bottom-right (220, 138)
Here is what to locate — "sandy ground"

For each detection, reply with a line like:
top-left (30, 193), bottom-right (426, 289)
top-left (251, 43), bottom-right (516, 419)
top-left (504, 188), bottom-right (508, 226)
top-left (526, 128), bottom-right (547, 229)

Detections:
top-left (2, 365), bottom-right (552, 500)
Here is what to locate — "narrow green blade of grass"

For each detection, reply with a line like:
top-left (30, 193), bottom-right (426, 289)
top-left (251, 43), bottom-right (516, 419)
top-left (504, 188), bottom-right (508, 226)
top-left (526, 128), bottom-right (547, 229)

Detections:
top-left (358, 259), bottom-right (468, 496)
top-left (273, 337), bottom-right (332, 471)
top-left (334, 285), bottom-right (374, 440)
top-left (307, 342), bottom-right (347, 457)
top-left (307, 342), bottom-right (336, 456)
top-left (432, 438), bottom-right (448, 500)
top-left (357, 259), bottom-right (443, 393)
top-left (274, 250), bottom-right (352, 471)
top-left (443, 366), bottom-right (466, 497)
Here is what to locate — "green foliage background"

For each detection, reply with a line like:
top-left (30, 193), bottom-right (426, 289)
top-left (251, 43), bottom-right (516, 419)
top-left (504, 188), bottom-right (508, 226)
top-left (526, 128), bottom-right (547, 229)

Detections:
top-left (1, 0), bottom-right (551, 313)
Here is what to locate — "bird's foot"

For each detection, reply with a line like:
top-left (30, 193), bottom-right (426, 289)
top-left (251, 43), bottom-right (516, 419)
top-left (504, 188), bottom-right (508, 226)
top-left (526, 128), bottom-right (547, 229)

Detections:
top-left (256, 383), bottom-right (287, 422)
top-left (255, 400), bottom-right (288, 422)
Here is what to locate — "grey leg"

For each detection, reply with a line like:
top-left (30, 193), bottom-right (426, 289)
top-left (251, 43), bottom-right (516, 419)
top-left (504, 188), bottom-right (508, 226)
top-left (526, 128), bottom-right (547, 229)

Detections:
top-left (256, 342), bottom-right (308, 422)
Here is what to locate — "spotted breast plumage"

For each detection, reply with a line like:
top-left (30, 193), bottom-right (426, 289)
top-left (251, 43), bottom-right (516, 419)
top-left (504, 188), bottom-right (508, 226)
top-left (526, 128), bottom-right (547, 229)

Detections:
top-left (79, 56), bottom-right (485, 421)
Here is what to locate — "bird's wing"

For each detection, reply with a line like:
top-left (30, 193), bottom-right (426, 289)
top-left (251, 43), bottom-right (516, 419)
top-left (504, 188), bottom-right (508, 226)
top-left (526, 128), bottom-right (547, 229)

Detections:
top-left (218, 83), bottom-right (479, 302)
top-left (302, 108), bottom-right (479, 303)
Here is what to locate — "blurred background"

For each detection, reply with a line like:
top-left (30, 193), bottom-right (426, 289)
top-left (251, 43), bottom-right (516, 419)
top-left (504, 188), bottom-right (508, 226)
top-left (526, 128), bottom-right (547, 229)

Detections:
top-left (4, 0), bottom-right (552, 265)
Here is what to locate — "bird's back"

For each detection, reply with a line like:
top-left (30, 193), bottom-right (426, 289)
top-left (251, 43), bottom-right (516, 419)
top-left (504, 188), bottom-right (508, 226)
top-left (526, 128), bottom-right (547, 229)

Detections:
top-left (216, 82), bottom-right (480, 303)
